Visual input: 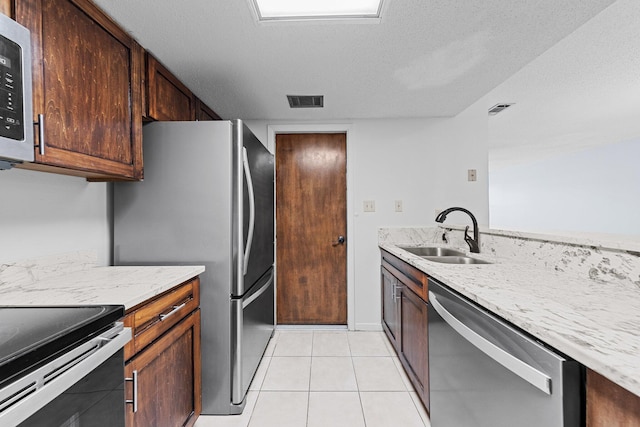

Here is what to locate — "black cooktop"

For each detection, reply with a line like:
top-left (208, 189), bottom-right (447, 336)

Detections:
top-left (0, 305), bottom-right (124, 388)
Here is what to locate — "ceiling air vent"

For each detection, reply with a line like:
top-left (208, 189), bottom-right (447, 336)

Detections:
top-left (488, 103), bottom-right (514, 115)
top-left (287, 95), bottom-right (324, 108)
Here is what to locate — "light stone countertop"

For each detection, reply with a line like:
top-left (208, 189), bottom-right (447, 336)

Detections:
top-left (380, 242), bottom-right (640, 398)
top-left (0, 265), bottom-right (205, 310)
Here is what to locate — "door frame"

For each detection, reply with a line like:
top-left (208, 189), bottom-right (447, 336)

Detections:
top-left (268, 124), bottom-right (355, 330)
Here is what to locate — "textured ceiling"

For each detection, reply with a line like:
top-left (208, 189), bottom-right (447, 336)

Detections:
top-left (487, 0), bottom-right (640, 167)
top-left (93, 0), bottom-right (616, 120)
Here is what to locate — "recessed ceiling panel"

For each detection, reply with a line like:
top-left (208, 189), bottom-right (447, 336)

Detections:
top-left (252, 0), bottom-right (383, 20)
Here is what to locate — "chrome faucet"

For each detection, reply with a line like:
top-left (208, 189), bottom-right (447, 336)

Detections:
top-left (435, 207), bottom-right (480, 253)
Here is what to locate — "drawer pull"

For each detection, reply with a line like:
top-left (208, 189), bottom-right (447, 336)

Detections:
top-left (125, 370), bottom-right (138, 413)
top-left (159, 302), bottom-right (187, 321)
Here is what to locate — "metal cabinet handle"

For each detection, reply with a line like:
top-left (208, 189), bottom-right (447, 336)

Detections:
top-left (332, 235), bottom-right (345, 246)
top-left (34, 113), bottom-right (45, 155)
top-left (393, 281), bottom-right (401, 301)
top-left (125, 370), bottom-right (138, 413)
top-left (429, 291), bottom-right (552, 395)
top-left (159, 302), bottom-right (187, 321)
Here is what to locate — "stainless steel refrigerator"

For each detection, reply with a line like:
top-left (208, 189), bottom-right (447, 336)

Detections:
top-left (113, 120), bottom-right (274, 415)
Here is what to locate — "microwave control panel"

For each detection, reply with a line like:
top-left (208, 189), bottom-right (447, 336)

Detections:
top-left (0, 34), bottom-right (24, 142)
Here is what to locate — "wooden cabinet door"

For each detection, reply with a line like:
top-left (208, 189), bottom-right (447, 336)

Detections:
top-left (381, 250), bottom-right (430, 411)
top-left (125, 309), bottom-right (201, 427)
top-left (146, 54), bottom-right (195, 121)
top-left (381, 266), bottom-right (400, 349)
top-left (587, 369), bottom-right (640, 427)
top-left (15, 0), bottom-right (143, 180)
top-left (195, 97), bottom-right (221, 121)
top-left (399, 285), bottom-right (429, 411)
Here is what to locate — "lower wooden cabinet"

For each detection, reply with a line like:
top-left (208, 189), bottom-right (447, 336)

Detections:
top-left (381, 266), bottom-right (400, 349)
top-left (123, 277), bottom-right (202, 427)
top-left (587, 369), bottom-right (640, 427)
top-left (381, 250), bottom-right (430, 411)
top-left (125, 310), bottom-right (201, 427)
top-left (399, 283), bottom-right (429, 407)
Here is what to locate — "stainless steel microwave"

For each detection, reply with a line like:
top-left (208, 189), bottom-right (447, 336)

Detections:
top-left (0, 13), bottom-right (33, 169)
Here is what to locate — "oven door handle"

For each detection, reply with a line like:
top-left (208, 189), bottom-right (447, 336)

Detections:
top-left (429, 291), bottom-right (552, 395)
top-left (0, 324), bottom-right (132, 427)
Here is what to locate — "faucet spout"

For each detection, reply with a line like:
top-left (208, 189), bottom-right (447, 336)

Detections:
top-left (435, 207), bottom-right (480, 253)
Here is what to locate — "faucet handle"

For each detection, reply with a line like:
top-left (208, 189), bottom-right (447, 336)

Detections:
top-left (463, 226), bottom-right (480, 253)
top-left (464, 225), bottom-right (471, 241)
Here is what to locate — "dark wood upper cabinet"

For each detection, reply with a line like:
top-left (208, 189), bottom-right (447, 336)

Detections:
top-left (195, 97), bottom-right (221, 121)
top-left (145, 54), bottom-right (196, 121)
top-left (14, 0), bottom-right (144, 180)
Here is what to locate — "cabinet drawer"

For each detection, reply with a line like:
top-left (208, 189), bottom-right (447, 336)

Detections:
top-left (124, 277), bottom-right (200, 360)
top-left (381, 250), bottom-right (429, 301)
top-left (125, 309), bottom-right (202, 427)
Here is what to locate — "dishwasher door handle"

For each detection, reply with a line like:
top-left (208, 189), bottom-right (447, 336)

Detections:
top-left (429, 291), bottom-right (552, 395)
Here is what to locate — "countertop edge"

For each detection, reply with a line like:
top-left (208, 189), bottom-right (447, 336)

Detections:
top-left (379, 243), bottom-right (640, 398)
top-left (0, 265), bottom-right (206, 311)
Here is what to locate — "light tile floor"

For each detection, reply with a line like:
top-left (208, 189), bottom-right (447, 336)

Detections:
top-left (194, 330), bottom-right (431, 427)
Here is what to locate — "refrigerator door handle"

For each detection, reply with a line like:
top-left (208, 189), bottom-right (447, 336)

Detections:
top-left (242, 147), bottom-right (256, 276)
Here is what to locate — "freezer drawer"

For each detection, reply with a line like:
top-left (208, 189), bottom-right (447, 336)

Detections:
top-left (231, 268), bottom-right (275, 406)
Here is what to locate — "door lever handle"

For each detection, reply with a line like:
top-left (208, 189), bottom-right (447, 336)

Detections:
top-left (332, 235), bottom-right (345, 246)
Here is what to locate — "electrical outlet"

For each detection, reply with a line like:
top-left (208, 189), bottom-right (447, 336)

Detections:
top-left (468, 169), bottom-right (477, 181)
top-left (363, 200), bottom-right (376, 212)
top-left (395, 200), bottom-right (403, 212)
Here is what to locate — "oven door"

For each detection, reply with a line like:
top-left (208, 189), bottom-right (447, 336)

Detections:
top-left (0, 325), bottom-right (131, 427)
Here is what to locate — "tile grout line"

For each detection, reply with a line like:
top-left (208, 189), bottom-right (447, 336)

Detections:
top-left (249, 330), bottom-right (282, 427)
top-left (306, 330), bottom-right (315, 427)
top-left (347, 331), bottom-right (370, 427)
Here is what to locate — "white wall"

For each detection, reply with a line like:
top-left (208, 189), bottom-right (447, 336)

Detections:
top-left (247, 99), bottom-right (488, 330)
top-left (490, 137), bottom-right (640, 235)
top-left (0, 169), bottom-right (111, 265)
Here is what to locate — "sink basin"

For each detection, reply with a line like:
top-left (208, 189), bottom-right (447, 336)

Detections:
top-left (423, 256), bottom-right (492, 265)
top-left (399, 246), bottom-right (466, 257)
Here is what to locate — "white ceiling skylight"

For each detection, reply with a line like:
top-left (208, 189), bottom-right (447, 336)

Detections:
top-left (251, 0), bottom-right (384, 21)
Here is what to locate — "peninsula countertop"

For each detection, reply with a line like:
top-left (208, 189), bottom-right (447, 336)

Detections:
top-left (0, 265), bottom-right (205, 310)
top-left (380, 242), bottom-right (640, 398)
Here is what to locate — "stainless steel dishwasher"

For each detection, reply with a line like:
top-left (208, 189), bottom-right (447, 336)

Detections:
top-left (428, 279), bottom-right (582, 427)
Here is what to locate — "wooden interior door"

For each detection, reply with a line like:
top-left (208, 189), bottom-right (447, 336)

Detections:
top-left (276, 133), bottom-right (347, 325)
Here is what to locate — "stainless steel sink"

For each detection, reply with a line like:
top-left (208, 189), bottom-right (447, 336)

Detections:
top-left (423, 256), bottom-right (492, 265)
top-left (399, 246), bottom-right (466, 257)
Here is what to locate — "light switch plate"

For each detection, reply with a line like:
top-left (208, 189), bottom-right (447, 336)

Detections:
top-left (468, 169), bottom-right (477, 181)
top-left (395, 200), bottom-right (403, 212)
top-left (363, 200), bottom-right (376, 212)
